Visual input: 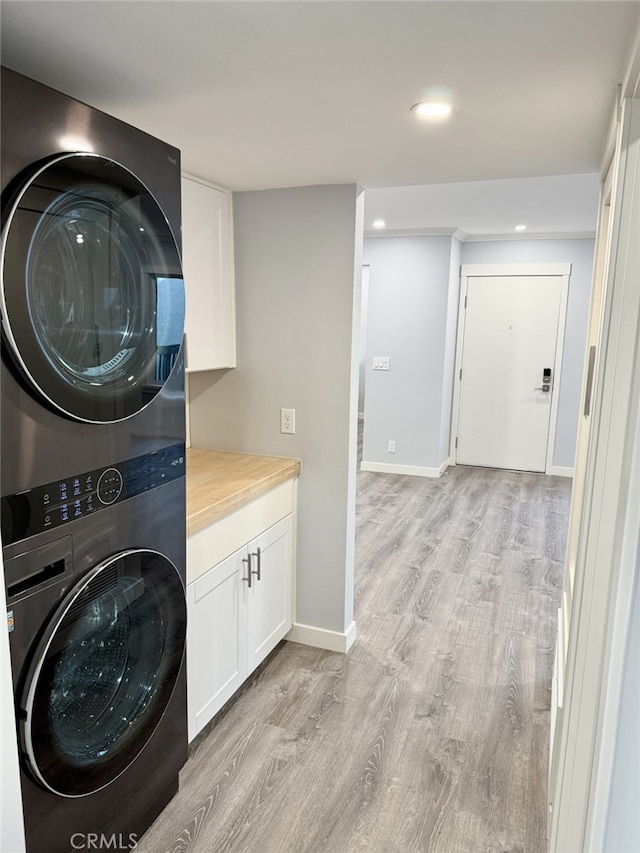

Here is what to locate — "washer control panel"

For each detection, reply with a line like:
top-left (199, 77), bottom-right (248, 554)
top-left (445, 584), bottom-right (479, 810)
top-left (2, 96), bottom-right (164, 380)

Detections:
top-left (96, 468), bottom-right (124, 505)
top-left (1, 443), bottom-right (185, 545)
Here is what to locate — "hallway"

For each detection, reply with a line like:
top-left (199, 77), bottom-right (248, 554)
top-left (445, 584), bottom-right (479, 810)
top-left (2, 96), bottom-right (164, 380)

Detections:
top-left (138, 464), bottom-right (571, 852)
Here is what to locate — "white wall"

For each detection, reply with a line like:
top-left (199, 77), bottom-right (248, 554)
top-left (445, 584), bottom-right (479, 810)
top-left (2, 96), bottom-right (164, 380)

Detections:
top-left (1, 555), bottom-right (26, 853)
top-left (358, 266), bottom-right (370, 416)
top-left (361, 235), bottom-right (594, 476)
top-left (603, 557), bottom-right (640, 852)
top-left (440, 238), bottom-right (462, 462)
top-left (189, 184), bottom-right (363, 643)
top-left (461, 238), bottom-right (595, 470)
top-left (362, 235), bottom-right (455, 474)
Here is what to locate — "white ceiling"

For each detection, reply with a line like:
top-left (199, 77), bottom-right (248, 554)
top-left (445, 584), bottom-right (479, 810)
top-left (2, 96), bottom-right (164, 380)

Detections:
top-left (1, 1), bottom-right (638, 236)
top-left (365, 172), bottom-right (601, 238)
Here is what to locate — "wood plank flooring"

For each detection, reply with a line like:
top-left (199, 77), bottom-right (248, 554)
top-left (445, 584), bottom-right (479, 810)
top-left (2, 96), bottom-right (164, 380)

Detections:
top-left (137, 462), bottom-right (571, 853)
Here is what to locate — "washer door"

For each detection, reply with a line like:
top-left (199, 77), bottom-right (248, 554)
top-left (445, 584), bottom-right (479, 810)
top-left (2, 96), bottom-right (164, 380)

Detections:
top-left (1, 153), bottom-right (184, 423)
top-left (20, 549), bottom-right (186, 797)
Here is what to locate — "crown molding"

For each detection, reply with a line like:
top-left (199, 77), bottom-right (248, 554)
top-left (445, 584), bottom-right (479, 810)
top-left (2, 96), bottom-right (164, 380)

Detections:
top-left (364, 227), bottom-right (458, 238)
top-left (364, 228), bottom-right (596, 242)
top-left (460, 230), bottom-right (596, 243)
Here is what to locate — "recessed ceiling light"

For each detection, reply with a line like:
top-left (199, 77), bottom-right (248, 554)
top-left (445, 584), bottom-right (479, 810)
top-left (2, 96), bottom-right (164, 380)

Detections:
top-left (514, 224), bottom-right (527, 232)
top-left (410, 100), bottom-right (454, 120)
top-left (372, 219), bottom-right (386, 229)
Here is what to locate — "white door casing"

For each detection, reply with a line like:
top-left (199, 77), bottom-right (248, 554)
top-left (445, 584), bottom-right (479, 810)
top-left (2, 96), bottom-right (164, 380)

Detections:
top-left (451, 263), bottom-right (571, 474)
top-left (546, 176), bottom-right (615, 824)
top-left (549, 97), bottom-right (640, 853)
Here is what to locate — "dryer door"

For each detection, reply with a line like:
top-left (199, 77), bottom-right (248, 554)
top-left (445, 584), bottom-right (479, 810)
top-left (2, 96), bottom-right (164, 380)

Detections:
top-left (20, 549), bottom-right (186, 797)
top-left (1, 153), bottom-right (184, 423)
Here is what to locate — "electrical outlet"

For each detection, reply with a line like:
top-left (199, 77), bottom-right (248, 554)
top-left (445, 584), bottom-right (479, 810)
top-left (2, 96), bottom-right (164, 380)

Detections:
top-left (280, 408), bottom-right (295, 434)
top-left (388, 440), bottom-right (396, 452)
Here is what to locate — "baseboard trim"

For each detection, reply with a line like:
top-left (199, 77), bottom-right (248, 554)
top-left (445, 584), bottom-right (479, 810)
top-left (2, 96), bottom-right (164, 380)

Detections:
top-left (547, 465), bottom-right (574, 478)
top-left (360, 460), bottom-right (448, 478)
top-left (287, 620), bottom-right (357, 654)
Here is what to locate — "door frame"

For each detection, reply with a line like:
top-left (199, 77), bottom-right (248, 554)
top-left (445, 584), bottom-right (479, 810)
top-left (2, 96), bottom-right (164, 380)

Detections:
top-left (450, 262), bottom-right (571, 474)
top-left (549, 96), bottom-right (640, 853)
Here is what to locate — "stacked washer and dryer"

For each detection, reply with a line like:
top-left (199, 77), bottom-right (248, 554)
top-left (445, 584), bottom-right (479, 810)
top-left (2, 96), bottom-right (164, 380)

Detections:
top-left (1, 68), bottom-right (188, 852)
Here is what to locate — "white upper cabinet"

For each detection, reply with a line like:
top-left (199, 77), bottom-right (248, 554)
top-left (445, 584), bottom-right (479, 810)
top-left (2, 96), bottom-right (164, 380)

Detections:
top-left (181, 177), bottom-right (236, 371)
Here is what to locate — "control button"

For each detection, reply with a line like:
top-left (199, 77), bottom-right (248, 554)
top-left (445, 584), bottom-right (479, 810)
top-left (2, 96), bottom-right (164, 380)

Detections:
top-left (97, 468), bottom-right (123, 505)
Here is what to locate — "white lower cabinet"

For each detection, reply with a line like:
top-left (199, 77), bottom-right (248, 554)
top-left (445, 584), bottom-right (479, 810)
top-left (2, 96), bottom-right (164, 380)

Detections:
top-left (246, 517), bottom-right (292, 671)
top-left (187, 547), bottom-right (246, 740)
top-left (187, 512), bottom-right (293, 741)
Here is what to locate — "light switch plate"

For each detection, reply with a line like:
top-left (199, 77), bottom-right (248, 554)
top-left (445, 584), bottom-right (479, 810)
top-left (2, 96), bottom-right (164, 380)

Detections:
top-left (373, 356), bottom-right (390, 370)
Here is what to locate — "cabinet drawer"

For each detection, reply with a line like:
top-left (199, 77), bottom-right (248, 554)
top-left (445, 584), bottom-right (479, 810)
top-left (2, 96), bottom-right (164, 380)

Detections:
top-left (187, 479), bottom-right (295, 584)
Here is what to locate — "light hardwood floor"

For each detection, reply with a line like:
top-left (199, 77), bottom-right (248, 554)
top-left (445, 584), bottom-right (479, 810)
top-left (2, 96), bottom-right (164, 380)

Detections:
top-left (137, 462), bottom-right (571, 853)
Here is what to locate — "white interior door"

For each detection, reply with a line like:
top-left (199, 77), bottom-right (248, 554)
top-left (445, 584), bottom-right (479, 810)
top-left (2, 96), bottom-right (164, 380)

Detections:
top-left (456, 273), bottom-right (565, 472)
top-left (562, 160), bottom-right (614, 625)
top-left (549, 96), bottom-right (640, 853)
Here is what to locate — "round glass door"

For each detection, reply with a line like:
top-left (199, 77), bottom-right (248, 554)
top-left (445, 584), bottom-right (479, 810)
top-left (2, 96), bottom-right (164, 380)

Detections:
top-left (21, 549), bottom-right (186, 797)
top-left (1, 153), bottom-right (185, 423)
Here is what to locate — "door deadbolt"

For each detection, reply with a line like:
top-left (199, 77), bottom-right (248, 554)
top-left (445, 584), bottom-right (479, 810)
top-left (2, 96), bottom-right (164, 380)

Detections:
top-left (535, 367), bottom-right (552, 392)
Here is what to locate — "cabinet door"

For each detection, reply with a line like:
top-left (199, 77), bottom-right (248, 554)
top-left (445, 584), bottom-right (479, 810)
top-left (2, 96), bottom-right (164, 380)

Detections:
top-left (246, 515), bottom-right (293, 671)
top-left (187, 548), bottom-right (247, 741)
top-left (181, 177), bottom-right (236, 371)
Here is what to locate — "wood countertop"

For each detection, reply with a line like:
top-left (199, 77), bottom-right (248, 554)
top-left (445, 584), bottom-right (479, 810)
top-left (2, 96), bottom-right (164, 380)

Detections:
top-left (186, 448), bottom-right (301, 536)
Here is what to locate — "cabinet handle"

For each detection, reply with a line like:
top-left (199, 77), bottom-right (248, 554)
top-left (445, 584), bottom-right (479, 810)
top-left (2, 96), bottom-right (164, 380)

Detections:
top-left (242, 554), bottom-right (252, 588)
top-left (251, 547), bottom-right (262, 581)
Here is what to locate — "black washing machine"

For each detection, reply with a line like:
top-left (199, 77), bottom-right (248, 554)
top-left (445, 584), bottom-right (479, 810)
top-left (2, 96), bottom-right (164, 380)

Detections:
top-left (1, 68), bottom-right (188, 852)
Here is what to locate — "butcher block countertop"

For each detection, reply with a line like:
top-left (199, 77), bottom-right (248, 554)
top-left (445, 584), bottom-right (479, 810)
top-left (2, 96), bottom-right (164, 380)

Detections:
top-left (186, 448), bottom-right (301, 536)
